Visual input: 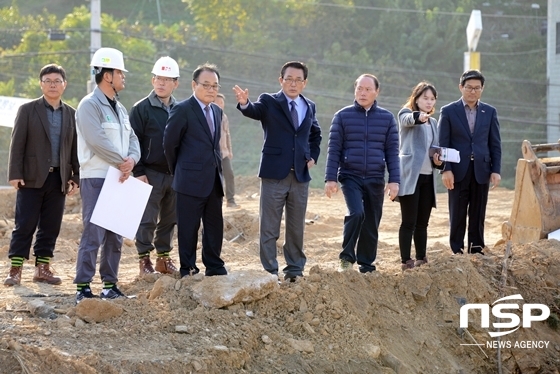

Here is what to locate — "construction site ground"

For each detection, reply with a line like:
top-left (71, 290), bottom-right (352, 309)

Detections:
top-left (0, 176), bottom-right (559, 374)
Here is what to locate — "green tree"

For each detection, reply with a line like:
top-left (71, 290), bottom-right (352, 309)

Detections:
top-left (1, 5), bottom-right (160, 109)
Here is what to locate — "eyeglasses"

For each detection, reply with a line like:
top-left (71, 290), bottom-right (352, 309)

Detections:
top-left (356, 86), bottom-right (375, 93)
top-left (283, 78), bottom-right (305, 85)
top-left (41, 79), bottom-right (64, 86)
top-left (154, 76), bottom-right (177, 83)
top-left (463, 85), bottom-right (482, 92)
top-left (196, 81), bottom-right (221, 91)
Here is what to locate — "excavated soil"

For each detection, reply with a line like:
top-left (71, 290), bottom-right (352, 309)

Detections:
top-left (0, 176), bottom-right (559, 374)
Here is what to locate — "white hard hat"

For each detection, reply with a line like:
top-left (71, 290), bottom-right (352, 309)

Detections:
top-left (90, 47), bottom-right (128, 72)
top-left (152, 56), bottom-right (180, 78)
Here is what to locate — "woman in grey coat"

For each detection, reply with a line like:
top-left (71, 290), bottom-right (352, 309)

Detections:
top-left (397, 82), bottom-right (442, 270)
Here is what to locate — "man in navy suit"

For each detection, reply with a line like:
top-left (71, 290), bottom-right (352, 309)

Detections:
top-left (438, 69), bottom-right (501, 255)
top-left (233, 61), bottom-right (322, 281)
top-left (163, 63), bottom-right (227, 277)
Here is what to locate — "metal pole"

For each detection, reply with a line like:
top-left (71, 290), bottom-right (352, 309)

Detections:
top-left (156, 0), bottom-right (162, 25)
top-left (88, 0), bottom-right (102, 93)
top-left (547, 0), bottom-right (560, 144)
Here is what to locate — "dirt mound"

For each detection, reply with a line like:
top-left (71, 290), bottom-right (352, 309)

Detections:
top-left (0, 186), bottom-right (559, 373)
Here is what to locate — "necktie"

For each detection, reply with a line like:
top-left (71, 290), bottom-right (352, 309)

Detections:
top-left (204, 106), bottom-right (214, 137)
top-left (290, 101), bottom-right (299, 130)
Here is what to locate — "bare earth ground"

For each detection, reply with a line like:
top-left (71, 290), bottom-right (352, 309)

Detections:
top-left (0, 176), bottom-right (559, 374)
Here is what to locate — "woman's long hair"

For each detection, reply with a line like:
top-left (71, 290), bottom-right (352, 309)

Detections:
top-left (403, 81), bottom-right (438, 115)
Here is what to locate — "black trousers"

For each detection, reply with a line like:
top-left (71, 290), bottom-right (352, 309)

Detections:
top-left (447, 161), bottom-right (489, 253)
top-left (8, 172), bottom-right (66, 260)
top-left (135, 168), bottom-right (176, 254)
top-left (175, 170), bottom-right (226, 277)
top-left (398, 174), bottom-right (434, 262)
top-left (339, 174), bottom-right (385, 273)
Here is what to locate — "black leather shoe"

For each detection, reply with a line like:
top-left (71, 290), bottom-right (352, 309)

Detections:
top-left (180, 266), bottom-right (200, 277)
top-left (470, 246), bottom-right (485, 255)
top-left (284, 274), bottom-right (298, 282)
top-left (205, 267), bottom-right (227, 276)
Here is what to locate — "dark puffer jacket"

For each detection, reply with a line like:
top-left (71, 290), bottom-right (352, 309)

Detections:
top-left (325, 100), bottom-right (400, 183)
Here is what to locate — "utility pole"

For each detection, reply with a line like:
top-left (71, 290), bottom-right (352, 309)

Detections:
top-left (547, 0), bottom-right (560, 143)
top-left (87, 0), bottom-right (101, 93)
top-left (155, 0), bottom-right (162, 25)
top-left (464, 10), bottom-right (482, 72)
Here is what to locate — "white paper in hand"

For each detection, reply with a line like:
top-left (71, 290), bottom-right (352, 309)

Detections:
top-left (90, 166), bottom-right (153, 239)
top-left (440, 147), bottom-right (461, 163)
top-left (430, 146), bottom-right (461, 163)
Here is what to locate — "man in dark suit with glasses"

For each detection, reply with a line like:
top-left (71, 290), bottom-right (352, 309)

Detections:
top-left (438, 69), bottom-right (502, 255)
top-left (163, 63), bottom-right (227, 278)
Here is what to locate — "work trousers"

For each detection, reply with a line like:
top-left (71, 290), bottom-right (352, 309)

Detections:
top-left (135, 168), bottom-right (176, 255)
top-left (222, 156), bottom-right (236, 204)
top-left (74, 178), bottom-right (123, 284)
top-left (8, 172), bottom-right (65, 260)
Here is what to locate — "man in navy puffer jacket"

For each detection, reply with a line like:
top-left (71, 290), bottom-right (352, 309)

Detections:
top-left (325, 74), bottom-right (400, 273)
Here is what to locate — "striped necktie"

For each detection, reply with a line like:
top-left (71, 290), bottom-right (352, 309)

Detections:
top-left (290, 101), bottom-right (299, 130)
top-left (204, 105), bottom-right (214, 137)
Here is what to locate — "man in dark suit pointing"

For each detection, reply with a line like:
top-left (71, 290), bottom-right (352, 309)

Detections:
top-left (438, 69), bottom-right (501, 255)
top-left (163, 63), bottom-right (227, 277)
top-left (233, 61), bottom-right (322, 282)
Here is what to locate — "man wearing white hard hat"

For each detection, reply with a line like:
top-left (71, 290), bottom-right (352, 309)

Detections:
top-left (73, 47), bottom-right (140, 303)
top-left (129, 56), bottom-right (180, 278)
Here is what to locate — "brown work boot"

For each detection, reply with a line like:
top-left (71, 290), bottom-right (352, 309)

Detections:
top-left (33, 263), bottom-right (62, 285)
top-left (4, 266), bottom-right (22, 286)
top-left (155, 256), bottom-right (179, 275)
top-left (139, 256), bottom-right (156, 276)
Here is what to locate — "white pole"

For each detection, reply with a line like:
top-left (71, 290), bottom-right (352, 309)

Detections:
top-left (88, 0), bottom-right (102, 93)
top-left (156, 0), bottom-right (162, 25)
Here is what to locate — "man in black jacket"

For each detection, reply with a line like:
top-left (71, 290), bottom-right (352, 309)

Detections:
top-left (130, 56), bottom-right (180, 277)
top-left (4, 63), bottom-right (79, 286)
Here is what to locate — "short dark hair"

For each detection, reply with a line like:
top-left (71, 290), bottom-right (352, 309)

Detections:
top-left (39, 64), bottom-right (66, 81)
top-left (404, 81), bottom-right (438, 115)
top-left (192, 62), bottom-right (220, 82)
top-left (460, 69), bottom-right (485, 87)
top-left (354, 74), bottom-right (379, 90)
top-left (94, 68), bottom-right (114, 85)
top-left (280, 61), bottom-right (308, 80)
